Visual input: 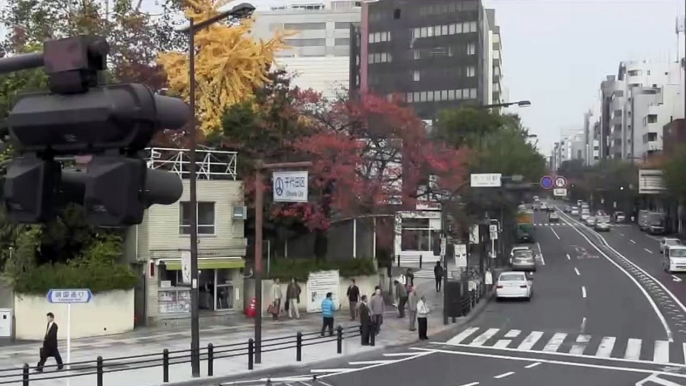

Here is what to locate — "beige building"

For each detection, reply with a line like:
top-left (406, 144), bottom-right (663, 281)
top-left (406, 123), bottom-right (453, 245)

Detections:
top-left (125, 148), bottom-right (247, 325)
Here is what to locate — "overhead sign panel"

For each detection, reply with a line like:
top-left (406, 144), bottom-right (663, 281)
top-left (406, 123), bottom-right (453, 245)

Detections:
top-left (470, 173), bottom-right (502, 188)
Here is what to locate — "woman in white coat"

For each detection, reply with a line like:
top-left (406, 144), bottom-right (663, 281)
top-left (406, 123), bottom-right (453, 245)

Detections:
top-left (416, 295), bottom-right (430, 340)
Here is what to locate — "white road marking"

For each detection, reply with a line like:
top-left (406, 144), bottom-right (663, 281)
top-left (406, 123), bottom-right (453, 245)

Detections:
top-left (569, 334), bottom-right (591, 355)
top-left (558, 213), bottom-right (675, 342)
top-left (446, 327), bottom-right (480, 345)
top-left (315, 381), bottom-right (334, 386)
top-left (414, 347), bottom-right (686, 379)
top-left (348, 360), bottom-right (394, 365)
top-left (580, 317), bottom-right (587, 333)
top-left (673, 275), bottom-right (682, 283)
top-left (551, 227), bottom-right (561, 240)
top-left (543, 333), bottom-right (567, 352)
top-left (566, 253), bottom-right (571, 260)
top-left (382, 352), bottom-right (422, 357)
top-left (644, 248), bottom-right (653, 254)
top-left (636, 373), bottom-right (684, 386)
top-left (494, 371), bottom-right (515, 379)
top-left (574, 267), bottom-right (580, 276)
top-left (310, 369), bottom-right (355, 374)
top-left (517, 331), bottom-right (544, 350)
top-left (525, 362), bottom-right (541, 369)
top-left (504, 329), bottom-right (521, 338)
top-left (653, 340), bottom-right (670, 363)
top-left (536, 242), bottom-right (546, 265)
top-left (494, 340), bottom-right (511, 348)
top-left (314, 351), bottom-right (435, 379)
top-left (582, 286), bottom-right (587, 298)
top-left (459, 383), bottom-right (480, 386)
top-left (470, 328), bottom-right (500, 346)
top-left (595, 337), bottom-right (616, 357)
top-left (630, 239), bottom-right (637, 244)
top-left (620, 233), bottom-right (625, 236)
top-left (624, 338), bottom-right (642, 360)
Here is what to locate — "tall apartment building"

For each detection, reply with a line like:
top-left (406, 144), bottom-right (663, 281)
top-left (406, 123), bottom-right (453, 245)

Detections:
top-left (349, 0), bottom-right (497, 120)
top-left (486, 9), bottom-right (504, 105)
top-left (250, 1), bottom-right (362, 99)
top-left (583, 108), bottom-right (600, 165)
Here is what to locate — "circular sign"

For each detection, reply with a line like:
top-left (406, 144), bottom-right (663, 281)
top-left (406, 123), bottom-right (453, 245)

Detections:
top-left (554, 176), bottom-right (567, 188)
top-left (540, 175), bottom-right (553, 190)
top-left (274, 177), bottom-right (284, 196)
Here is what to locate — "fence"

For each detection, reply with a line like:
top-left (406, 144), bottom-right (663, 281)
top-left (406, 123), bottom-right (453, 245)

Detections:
top-left (0, 324), bottom-right (364, 386)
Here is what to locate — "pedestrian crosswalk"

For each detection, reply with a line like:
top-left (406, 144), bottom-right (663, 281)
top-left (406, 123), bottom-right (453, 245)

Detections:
top-left (439, 326), bottom-right (686, 365)
top-left (412, 269), bottom-right (454, 279)
top-left (533, 223), bottom-right (630, 227)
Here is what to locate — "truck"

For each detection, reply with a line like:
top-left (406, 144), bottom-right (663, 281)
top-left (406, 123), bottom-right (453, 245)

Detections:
top-left (516, 209), bottom-right (535, 243)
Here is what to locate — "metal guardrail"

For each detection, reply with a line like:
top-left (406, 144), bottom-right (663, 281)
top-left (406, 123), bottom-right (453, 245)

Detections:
top-left (0, 325), bottom-right (363, 386)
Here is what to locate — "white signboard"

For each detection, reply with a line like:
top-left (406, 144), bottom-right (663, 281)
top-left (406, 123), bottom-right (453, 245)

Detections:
top-left (554, 188), bottom-right (567, 197)
top-left (46, 289), bottom-right (92, 304)
top-left (470, 173), bottom-right (502, 188)
top-left (469, 225), bottom-right (479, 244)
top-left (489, 225), bottom-right (498, 240)
top-left (455, 244), bottom-right (467, 268)
top-left (440, 237), bottom-right (447, 257)
top-left (307, 270), bottom-right (340, 313)
top-left (273, 171), bottom-right (309, 203)
top-left (638, 169), bottom-right (666, 195)
top-left (181, 251), bottom-right (191, 284)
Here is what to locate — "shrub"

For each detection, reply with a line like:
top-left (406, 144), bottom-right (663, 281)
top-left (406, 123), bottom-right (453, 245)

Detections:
top-left (268, 258), bottom-right (377, 282)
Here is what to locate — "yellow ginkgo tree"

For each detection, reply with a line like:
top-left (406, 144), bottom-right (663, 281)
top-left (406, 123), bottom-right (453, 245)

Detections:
top-left (158, 0), bottom-right (289, 134)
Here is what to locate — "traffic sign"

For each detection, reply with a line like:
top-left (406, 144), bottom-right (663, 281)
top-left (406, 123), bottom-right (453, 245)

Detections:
top-left (440, 237), bottom-right (447, 257)
top-left (47, 289), bottom-right (92, 304)
top-left (554, 176), bottom-right (568, 188)
top-left (540, 175), bottom-right (554, 190)
top-left (273, 171), bottom-right (309, 203)
top-left (489, 224), bottom-right (498, 240)
top-left (470, 173), bottom-right (502, 187)
top-left (554, 188), bottom-right (567, 197)
top-left (181, 250), bottom-right (191, 284)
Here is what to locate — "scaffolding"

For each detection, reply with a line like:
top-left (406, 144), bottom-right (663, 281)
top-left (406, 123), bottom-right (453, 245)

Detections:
top-left (144, 147), bottom-right (238, 181)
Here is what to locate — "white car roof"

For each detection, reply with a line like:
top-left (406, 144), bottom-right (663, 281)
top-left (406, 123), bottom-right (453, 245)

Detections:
top-left (663, 238), bottom-right (680, 242)
top-left (668, 245), bottom-right (686, 250)
top-left (499, 272), bottom-right (527, 280)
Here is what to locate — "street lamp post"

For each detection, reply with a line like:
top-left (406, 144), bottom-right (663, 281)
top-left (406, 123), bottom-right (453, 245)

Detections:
top-left (179, 3), bottom-right (255, 377)
top-left (481, 100), bottom-right (532, 109)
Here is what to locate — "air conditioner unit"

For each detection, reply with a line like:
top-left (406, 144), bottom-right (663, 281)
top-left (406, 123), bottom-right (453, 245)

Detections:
top-left (232, 206), bottom-right (247, 220)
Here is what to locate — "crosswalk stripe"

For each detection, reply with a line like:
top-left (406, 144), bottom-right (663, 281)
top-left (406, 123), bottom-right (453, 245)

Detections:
top-left (654, 340), bottom-right (670, 363)
top-left (517, 331), bottom-right (544, 350)
top-left (504, 329), bottom-right (520, 338)
top-left (543, 333), bottom-right (567, 352)
top-left (494, 340), bottom-right (511, 348)
top-left (569, 334), bottom-right (591, 355)
top-left (625, 338), bottom-right (642, 360)
top-left (595, 337), bottom-right (616, 357)
top-left (470, 328), bottom-right (500, 346)
top-left (446, 327), bottom-right (479, 345)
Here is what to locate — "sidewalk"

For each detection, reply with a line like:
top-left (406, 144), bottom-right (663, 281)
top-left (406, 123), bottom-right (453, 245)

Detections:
top-left (0, 277), bottom-right (466, 386)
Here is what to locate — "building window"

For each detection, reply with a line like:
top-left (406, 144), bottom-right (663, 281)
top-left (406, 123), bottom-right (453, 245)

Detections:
top-left (448, 90), bottom-right (455, 100)
top-left (455, 23), bottom-right (463, 34)
top-left (284, 38), bottom-right (326, 47)
top-left (441, 25), bottom-right (448, 35)
top-left (466, 66), bottom-right (476, 77)
top-left (284, 22), bottom-right (326, 30)
top-left (427, 26), bottom-right (434, 37)
top-left (420, 91), bottom-right (427, 102)
top-left (427, 91), bottom-right (434, 102)
top-left (401, 218), bottom-right (432, 251)
top-left (441, 90), bottom-right (448, 100)
top-left (470, 88), bottom-right (478, 99)
top-left (180, 202), bottom-right (216, 235)
top-left (434, 90), bottom-right (441, 101)
top-left (647, 114), bottom-right (658, 124)
top-left (414, 92), bottom-right (420, 101)
top-left (413, 70), bottom-right (420, 81)
top-left (394, 9), bottom-right (401, 19)
top-left (467, 42), bottom-right (476, 55)
top-left (449, 24), bottom-right (456, 35)
top-left (334, 38), bottom-right (350, 46)
top-left (469, 22), bottom-right (478, 32)
top-left (407, 92), bottom-right (414, 103)
top-left (420, 27), bottom-right (428, 38)
top-left (456, 89), bottom-right (463, 100)
top-left (413, 50), bottom-right (421, 60)
top-left (628, 70), bottom-right (642, 77)
top-left (335, 22), bottom-right (359, 29)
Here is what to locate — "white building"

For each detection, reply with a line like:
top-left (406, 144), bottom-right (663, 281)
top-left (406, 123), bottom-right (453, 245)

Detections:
top-left (486, 9), bottom-right (505, 106)
top-left (250, 1), bottom-right (361, 99)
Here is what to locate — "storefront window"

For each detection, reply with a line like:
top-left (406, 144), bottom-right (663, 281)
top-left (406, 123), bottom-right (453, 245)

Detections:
top-left (158, 268), bottom-right (191, 315)
top-left (401, 218), bottom-right (433, 251)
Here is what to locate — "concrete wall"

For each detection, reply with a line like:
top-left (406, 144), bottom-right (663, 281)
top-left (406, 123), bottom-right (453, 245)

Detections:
top-left (14, 290), bottom-right (134, 340)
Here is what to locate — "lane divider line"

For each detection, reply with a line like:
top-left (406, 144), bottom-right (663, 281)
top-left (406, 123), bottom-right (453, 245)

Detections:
top-left (551, 227), bottom-right (561, 240)
top-left (575, 267), bottom-right (581, 276)
top-left (630, 239), bottom-right (637, 244)
top-left (525, 362), bottom-right (541, 369)
top-left (582, 286), bottom-right (587, 298)
top-left (566, 253), bottom-right (571, 260)
top-left (494, 371), bottom-right (515, 379)
top-left (557, 210), bottom-right (674, 342)
top-left (536, 242), bottom-right (546, 265)
top-left (644, 248), bottom-right (653, 254)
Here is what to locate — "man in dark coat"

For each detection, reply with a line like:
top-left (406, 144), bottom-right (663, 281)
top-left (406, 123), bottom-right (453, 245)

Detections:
top-left (36, 312), bottom-right (63, 372)
top-left (358, 295), bottom-right (372, 345)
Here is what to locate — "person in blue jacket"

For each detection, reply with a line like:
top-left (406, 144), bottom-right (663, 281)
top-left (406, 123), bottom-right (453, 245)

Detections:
top-left (321, 292), bottom-right (336, 336)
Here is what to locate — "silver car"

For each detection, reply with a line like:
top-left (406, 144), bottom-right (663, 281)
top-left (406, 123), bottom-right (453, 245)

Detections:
top-left (594, 216), bottom-right (611, 232)
top-left (512, 250), bottom-right (536, 272)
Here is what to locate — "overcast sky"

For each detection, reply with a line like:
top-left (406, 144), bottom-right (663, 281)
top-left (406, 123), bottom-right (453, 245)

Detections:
top-left (484, 0), bottom-right (684, 156)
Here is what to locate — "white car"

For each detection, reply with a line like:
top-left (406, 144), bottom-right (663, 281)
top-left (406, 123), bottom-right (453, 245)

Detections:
top-left (510, 246), bottom-right (532, 264)
top-left (496, 271), bottom-right (533, 301)
top-left (660, 238), bottom-right (683, 254)
top-left (664, 245), bottom-right (686, 273)
top-left (585, 216), bottom-right (596, 227)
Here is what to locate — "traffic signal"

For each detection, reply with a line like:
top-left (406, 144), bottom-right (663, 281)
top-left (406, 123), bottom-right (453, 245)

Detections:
top-left (0, 35), bottom-right (190, 225)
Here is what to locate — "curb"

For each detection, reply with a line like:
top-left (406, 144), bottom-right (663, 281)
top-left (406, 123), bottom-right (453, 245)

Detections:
top-left (165, 291), bottom-right (495, 386)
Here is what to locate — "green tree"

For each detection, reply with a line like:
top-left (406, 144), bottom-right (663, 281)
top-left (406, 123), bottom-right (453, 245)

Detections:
top-left (662, 146), bottom-right (686, 202)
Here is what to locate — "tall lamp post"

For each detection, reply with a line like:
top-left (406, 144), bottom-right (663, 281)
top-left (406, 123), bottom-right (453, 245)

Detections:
top-left (481, 100), bottom-right (532, 109)
top-left (179, 3), bottom-right (255, 377)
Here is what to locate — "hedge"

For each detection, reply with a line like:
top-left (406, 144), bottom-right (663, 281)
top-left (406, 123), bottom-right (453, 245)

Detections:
top-left (268, 258), bottom-right (377, 282)
top-left (13, 260), bottom-right (137, 295)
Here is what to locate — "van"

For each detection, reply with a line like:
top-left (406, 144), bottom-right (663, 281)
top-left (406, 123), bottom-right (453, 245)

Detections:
top-left (664, 245), bottom-right (686, 273)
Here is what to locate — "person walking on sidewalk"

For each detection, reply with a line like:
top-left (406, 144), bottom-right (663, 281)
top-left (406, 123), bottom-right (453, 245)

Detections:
top-left (36, 312), bottom-right (63, 372)
top-left (369, 286), bottom-right (385, 335)
top-left (407, 286), bottom-right (419, 331)
top-left (321, 292), bottom-right (336, 336)
top-left (416, 295), bottom-right (430, 340)
top-left (394, 279), bottom-right (408, 318)
top-left (270, 278), bottom-right (283, 321)
top-left (358, 295), bottom-right (372, 345)
top-left (346, 278), bottom-right (360, 321)
top-left (434, 261), bottom-right (444, 292)
top-left (286, 277), bottom-right (301, 319)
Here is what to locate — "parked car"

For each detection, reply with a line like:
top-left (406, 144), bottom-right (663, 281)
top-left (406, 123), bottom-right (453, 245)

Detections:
top-left (585, 216), bottom-right (597, 227)
top-left (613, 211), bottom-right (626, 223)
top-left (549, 212), bottom-right (560, 222)
top-left (660, 238), bottom-right (682, 254)
top-left (511, 250), bottom-right (537, 272)
top-left (571, 206), bottom-right (580, 216)
top-left (594, 216), bottom-right (611, 232)
top-left (496, 271), bottom-right (533, 301)
top-left (663, 245), bottom-right (686, 273)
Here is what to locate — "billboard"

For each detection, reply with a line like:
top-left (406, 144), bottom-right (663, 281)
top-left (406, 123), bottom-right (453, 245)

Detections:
top-left (638, 169), bottom-right (666, 195)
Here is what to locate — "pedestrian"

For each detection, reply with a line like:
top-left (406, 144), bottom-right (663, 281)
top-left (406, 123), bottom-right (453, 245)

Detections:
top-left (485, 268), bottom-right (493, 293)
top-left (406, 268), bottom-right (415, 287)
top-left (321, 292), bottom-right (335, 336)
top-left (369, 286), bottom-right (385, 335)
top-left (407, 285), bottom-right (419, 331)
top-left (416, 295), bottom-right (430, 340)
top-left (394, 279), bottom-right (408, 318)
top-left (36, 312), bottom-right (63, 372)
top-left (346, 278), bottom-right (360, 321)
top-left (434, 261), bottom-right (444, 292)
top-left (286, 277), bottom-right (301, 319)
top-left (270, 278), bottom-right (282, 321)
top-left (358, 295), bottom-right (372, 345)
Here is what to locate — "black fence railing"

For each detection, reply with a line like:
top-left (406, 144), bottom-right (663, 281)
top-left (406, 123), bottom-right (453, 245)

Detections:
top-left (0, 324), bottom-right (363, 386)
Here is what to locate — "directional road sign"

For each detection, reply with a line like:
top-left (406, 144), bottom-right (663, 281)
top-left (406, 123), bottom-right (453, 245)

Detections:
top-left (47, 289), bottom-right (92, 304)
top-left (554, 176), bottom-right (568, 188)
top-left (540, 175), bottom-right (553, 190)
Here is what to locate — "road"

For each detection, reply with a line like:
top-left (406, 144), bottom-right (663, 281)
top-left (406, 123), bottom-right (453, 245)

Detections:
top-left (218, 202), bottom-right (686, 386)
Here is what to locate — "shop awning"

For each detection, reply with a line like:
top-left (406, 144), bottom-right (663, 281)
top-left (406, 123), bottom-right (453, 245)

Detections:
top-left (161, 258), bottom-right (245, 270)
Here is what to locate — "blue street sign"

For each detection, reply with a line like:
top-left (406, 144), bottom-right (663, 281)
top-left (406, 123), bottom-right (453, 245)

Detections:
top-left (540, 175), bottom-right (554, 190)
top-left (47, 289), bottom-right (92, 304)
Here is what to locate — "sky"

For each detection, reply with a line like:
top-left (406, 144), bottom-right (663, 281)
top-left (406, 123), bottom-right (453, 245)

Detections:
top-left (483, 0), bottom-right (684, 157)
